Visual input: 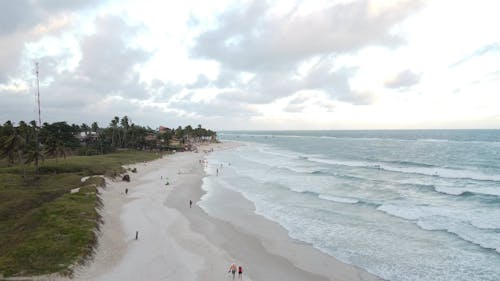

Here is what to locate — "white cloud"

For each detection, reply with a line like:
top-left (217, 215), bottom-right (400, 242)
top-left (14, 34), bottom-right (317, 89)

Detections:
top-left (385, 69), bottom-right (421, 89)
top-left (0, 0), bottom-right (499, 129)
top-left (191, 0), bottom-right (423, 71)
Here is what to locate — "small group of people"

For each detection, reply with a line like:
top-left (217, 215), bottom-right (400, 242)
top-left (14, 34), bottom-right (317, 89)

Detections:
top-left (228, 263), bottom-right (243, 280)
top-left (202, 147), bottom-right (214, 153)
top-left (200, 159), bottom-right (208, 168)
top-left (217, 163), bottom-right (225, 176)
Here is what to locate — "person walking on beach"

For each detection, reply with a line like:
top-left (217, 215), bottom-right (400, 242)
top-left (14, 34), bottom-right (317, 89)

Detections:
top-left (189, 200), bottom-right (192, 208)
top-left (125, 188), bottom-right (128, 195)
top-left (238, 265), bottom-right (243, 280)
top-left (228, 263), bottom-right (237, 280)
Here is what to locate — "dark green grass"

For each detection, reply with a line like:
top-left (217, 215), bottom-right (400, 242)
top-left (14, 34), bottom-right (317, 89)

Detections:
top-left (0, 150), bottom-right (163, 277)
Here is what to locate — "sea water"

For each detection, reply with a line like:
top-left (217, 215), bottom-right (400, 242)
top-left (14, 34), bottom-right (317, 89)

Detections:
top-left (201, 130), bottom-right (500, 281)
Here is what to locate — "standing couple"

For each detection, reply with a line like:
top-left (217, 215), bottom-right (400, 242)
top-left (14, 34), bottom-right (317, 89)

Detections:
top-left (228, 263), bottom-right (243, 280)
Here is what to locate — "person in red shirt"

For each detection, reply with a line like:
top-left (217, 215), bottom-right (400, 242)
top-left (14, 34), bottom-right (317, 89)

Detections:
top-left (238, 265), bottom-right (243, 280)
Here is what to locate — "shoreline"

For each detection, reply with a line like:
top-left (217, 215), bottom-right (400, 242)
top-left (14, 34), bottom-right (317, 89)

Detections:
top-left (53, 141), bottom-right (381, 281)
top-left (170, 141), bottom-right (382, 281)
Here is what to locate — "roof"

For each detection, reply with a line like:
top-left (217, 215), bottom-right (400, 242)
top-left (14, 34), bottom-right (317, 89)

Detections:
top-left (159, 126), bottom-right (169, 133)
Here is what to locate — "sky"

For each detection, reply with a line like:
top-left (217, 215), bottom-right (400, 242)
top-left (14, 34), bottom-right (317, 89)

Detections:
top-left (1, 0), bottom-right (499, 130)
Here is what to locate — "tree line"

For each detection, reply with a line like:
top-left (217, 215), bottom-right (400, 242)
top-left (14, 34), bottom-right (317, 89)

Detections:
top-left (0, 116), bottom-right (217, 170)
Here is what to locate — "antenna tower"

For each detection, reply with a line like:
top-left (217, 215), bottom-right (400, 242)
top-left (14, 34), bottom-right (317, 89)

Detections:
top-left (35, 62), bottom-right (41, 126)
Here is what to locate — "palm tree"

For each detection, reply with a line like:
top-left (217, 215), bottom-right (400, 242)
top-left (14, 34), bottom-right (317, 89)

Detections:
top-left (24, 144), bottom-right (44, 170)
top-left (183, 125), bottom-right (194, 144)
top-left (81, 123), bottom-right (90, 136)
top-left (175, 126), bottom-right (184, 144)
top-left (0, 127), bottom-right (24, 166)
top-left (44, 138), bottom-right (67, 164)
top-left (0, 126), bottom-right (27, 178)
top-left (27, 120), bottom-right (42, 176)
top-left (0, 121), bottom-right (15, 162)
top-left (194, 124), bottom-right (204, 142)
top-left (0, 121), bottom-right (12, 143)
top-left (159, 128), bottom-right (173, 147)
top-left (91, 122), bottom-right (102, 154)
top-left (120, 116), bottom-right (130, 148)
top-left (71, 123), bottom-right (80, 133)
top-left (110, 116), bottom-right (119, 148)
top-left (91, 122), bottom-right (99, 134)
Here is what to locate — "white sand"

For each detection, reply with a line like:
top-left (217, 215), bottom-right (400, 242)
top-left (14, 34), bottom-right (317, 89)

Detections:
top-left (51, 142), bottom-right (381, 281)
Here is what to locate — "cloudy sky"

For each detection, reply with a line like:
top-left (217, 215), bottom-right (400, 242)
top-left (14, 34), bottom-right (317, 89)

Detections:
top-left (1, 0), bottom-right (499, 130)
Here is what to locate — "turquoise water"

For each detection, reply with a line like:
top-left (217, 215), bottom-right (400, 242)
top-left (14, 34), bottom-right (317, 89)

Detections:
top-left (203, 130), bottom-right (500, 281)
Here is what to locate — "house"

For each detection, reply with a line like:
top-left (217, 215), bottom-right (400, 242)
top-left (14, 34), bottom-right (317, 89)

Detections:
top-left (77, 132), bottom-right (98, 144)
top-left (169, 136), bottom-right (181, 146)
top-left (158, 126), bottom-right (169, 134)
top-left (144, 133), bottom-right (156, 142)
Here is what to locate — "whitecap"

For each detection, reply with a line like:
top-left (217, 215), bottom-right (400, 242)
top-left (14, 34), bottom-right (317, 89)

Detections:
top-left (319, 194), bottom-right (359, 204)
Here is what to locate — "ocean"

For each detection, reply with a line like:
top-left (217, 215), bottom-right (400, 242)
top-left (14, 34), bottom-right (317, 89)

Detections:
top-left (200, 130), bottom-right (500, 281)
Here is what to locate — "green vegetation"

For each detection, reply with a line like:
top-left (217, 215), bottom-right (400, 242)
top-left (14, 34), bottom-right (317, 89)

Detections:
top-left (0, 116), bottom-right (217, 277)
top-left (0, 149), bottom-right (163, 277)
top-left (0, 117), bottom-right (216, 164)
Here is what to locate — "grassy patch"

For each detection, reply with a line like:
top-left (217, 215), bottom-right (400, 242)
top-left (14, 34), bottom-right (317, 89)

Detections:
top-left (0, 150), bottom-right (163, 277)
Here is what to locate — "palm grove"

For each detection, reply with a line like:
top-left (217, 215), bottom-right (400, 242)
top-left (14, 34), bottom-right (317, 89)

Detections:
top-left (0, 116), bottom-right (217, 174)
top-left (0, 116), bottom-right (216, 276)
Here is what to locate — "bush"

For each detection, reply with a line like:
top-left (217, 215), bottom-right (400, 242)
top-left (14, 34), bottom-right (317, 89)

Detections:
top-left (77, 147), bottom-right (99, 156)
top-left (39, 164), bottom-right (84, 174)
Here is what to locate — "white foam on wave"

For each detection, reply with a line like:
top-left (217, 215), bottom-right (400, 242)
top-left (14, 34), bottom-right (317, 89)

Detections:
top-left (417, 216), bottom-right (500, 253)
top-left (468, 210), bottom-right (500, 229)
top-left (318, 194), bottom-right (359, 204)
top-left (234, 145), bottom-right (328, 177)
top-left (309, 157), bottom-right (500, 183)
top-left (434, 186), bottom-right (467, 195)
top-left (199, 171), bottom-right (218, 202)
top-left (377, 204), bottom-right (425, 220)
top-left (390, 166), bottom-right (500, 182)
top-left (435, 185), bottom-right (500, 196)
top-left (207, 143), bottom-right (500, 281)
top-left (417, 138), bottom-right (449, 142)
top-left (221, 132), bottom-right (500, 146)
top-left (415, 138), bottom-right (500, 146)
top-left (378, 203), bottom-right (500, 252)
top-left (378, 203), bottom-right (500, 228)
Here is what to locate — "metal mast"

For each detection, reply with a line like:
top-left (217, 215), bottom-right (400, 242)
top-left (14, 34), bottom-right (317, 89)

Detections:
top-left (35, 62), bottom-right (41, 126)
top-left (34, 62), bottom-right (41, 178)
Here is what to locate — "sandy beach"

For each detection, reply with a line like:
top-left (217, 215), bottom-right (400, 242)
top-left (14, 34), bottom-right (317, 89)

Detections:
top-left (54, 141), bottom-right (381, 281)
